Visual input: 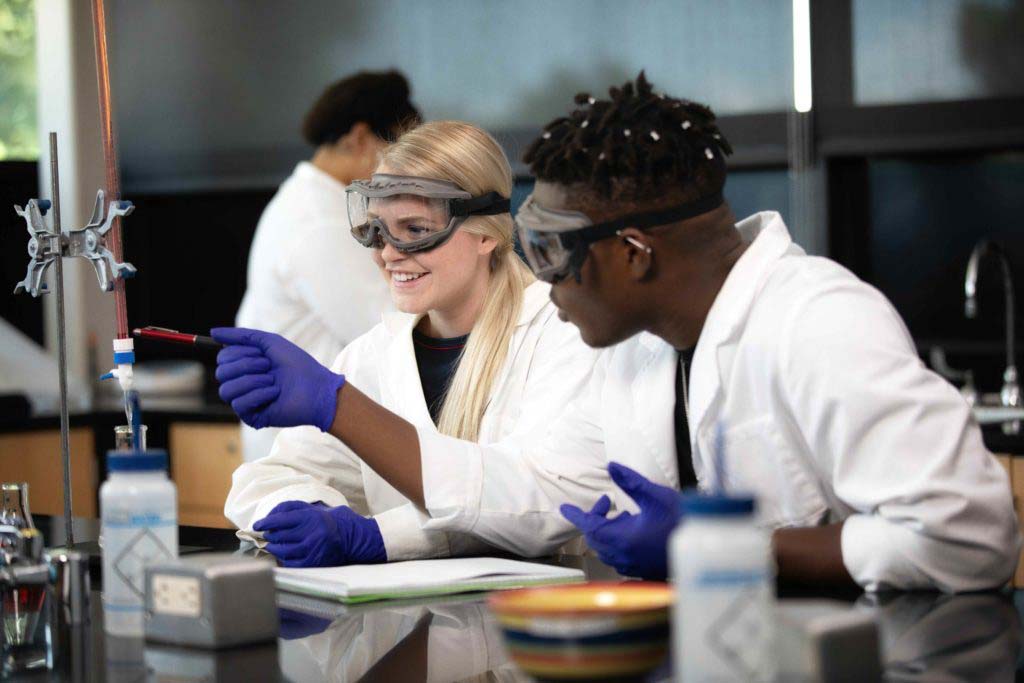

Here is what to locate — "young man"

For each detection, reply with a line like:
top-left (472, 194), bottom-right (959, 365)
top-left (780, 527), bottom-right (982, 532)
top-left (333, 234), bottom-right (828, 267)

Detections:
top-left (213, 74), bottom-right (1018, 592)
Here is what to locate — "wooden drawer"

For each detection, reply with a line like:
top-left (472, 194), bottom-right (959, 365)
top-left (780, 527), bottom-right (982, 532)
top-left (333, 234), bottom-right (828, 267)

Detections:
top-left (169, 423), bottom-right (242, 529)
top-left (0, 428), bottom-right (97, 517)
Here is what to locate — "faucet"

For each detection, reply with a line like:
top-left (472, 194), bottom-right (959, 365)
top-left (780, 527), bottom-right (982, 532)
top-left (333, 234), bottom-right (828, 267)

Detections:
top-left (965, 240), bottom-right (1020, 408)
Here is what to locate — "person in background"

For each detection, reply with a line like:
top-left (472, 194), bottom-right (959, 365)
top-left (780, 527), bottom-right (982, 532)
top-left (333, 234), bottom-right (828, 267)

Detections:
top-left (214, 74), bottom-right (1018, 592)
top-left (235, 70), bottom-right (420, 462)
top-left (219, 121), bottom-right (599, 566)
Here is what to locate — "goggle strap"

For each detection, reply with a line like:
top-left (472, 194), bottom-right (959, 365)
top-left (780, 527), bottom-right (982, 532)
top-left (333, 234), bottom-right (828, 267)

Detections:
top-left (451, 192), bottom-right (511, 217)
top-left (578, 191), bottom-right (725, 238)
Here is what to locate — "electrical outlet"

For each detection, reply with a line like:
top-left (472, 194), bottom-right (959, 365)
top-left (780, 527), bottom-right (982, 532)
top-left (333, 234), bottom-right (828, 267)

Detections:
top-left (151, 574), bottom-right (202, 617)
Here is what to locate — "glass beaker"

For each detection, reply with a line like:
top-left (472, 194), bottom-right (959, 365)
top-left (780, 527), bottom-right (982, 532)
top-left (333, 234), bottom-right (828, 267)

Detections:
top-left (0, 483), bottom-right (33, 529)
top-left (114, 425), bottom-right (148, 451)
top-left (1, 571), bottom-right (53, 674)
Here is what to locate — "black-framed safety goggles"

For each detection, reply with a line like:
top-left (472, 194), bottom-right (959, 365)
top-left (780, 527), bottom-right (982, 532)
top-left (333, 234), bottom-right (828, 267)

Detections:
top-left (515, 191), bottom-right (724, 283)
top-left (346, 174), bottom-right (510, 254)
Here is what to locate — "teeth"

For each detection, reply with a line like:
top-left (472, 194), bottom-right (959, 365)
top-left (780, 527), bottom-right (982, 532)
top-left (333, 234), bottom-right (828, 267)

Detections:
top-left (392, 272), bottom-right (425, 283)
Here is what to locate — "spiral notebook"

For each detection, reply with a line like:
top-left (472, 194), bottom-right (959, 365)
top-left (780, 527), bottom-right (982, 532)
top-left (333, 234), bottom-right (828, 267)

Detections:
top-left (274, 557), bottom-right (585, 604)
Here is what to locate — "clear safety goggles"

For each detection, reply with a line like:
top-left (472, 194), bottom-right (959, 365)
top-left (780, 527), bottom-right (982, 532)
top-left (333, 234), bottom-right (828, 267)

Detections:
top-left (346, 174), bottom-right (510, 253)
top-left (515, 191), bottom-right (725, 283)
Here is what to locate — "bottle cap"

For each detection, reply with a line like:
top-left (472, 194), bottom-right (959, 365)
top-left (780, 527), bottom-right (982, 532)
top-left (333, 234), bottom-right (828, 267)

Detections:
top-left (679, 489), bottom-right (755, 517)
top-left (107, 449), bottom-right (167, 472)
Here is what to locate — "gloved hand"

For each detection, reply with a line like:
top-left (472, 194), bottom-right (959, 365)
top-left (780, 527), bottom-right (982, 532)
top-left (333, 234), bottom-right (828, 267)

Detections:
top-left (253, 500), bottom-right (387, 568)
top-left (560, 462), bottom-right (681, 580)
top-left (211, 327), bottom-right (346, 431)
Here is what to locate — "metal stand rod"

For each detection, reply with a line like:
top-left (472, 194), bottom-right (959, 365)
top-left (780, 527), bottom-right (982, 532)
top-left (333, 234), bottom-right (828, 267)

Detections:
top-left (49, 132), bottom-right (74, 548)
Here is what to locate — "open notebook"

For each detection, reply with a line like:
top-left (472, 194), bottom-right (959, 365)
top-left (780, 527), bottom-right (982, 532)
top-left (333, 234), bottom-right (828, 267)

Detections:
top-left (274, 557), bottom-right (585, 604)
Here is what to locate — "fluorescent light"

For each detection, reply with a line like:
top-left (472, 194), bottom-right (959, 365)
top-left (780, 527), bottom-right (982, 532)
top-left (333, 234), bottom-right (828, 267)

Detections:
top-left (793, 0), bottom-right (812, 112)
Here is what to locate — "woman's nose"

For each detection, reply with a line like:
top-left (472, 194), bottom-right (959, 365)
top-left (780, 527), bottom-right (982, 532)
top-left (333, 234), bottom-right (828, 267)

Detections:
top-left (379, 241), bottom-right (403, 263)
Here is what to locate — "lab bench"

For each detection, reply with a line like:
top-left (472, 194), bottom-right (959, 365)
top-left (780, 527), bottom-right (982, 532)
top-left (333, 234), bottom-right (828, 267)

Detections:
top-left (0, 398), bottom-right (240, 528)
top-left (10, 516), bottom-right (1024, 682)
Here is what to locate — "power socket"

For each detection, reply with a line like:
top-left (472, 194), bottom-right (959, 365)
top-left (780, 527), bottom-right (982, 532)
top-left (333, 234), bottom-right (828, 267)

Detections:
top-left (144, 553), bottom-right (278, 648)
top-left (152, 574), bottom-right (201, 617)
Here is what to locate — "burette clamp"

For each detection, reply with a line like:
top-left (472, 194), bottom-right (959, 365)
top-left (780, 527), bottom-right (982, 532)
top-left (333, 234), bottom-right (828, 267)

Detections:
top-left (12, 189), bottom-right (136, 297)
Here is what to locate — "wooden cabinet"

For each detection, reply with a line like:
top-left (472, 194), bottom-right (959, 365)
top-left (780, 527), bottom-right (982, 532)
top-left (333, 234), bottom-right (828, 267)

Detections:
top-left (995, 454), bottom-right (1024, 588)
top-left (0, 428), bottom-right (97, 517)
top-left (169, 423), bottom-right (242, 529)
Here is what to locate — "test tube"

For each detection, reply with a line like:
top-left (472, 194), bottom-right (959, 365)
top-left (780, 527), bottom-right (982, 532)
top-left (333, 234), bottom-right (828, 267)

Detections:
top-left (113, 425), bottom-right (147, 452)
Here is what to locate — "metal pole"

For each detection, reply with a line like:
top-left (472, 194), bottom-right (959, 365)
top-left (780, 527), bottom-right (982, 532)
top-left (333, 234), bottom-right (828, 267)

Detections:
top-left (49, 132), bottom-right (75, 548)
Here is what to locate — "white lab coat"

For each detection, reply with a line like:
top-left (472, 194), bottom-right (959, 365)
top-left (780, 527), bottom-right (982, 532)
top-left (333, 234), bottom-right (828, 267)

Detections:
top-left (236, 161), bottom-right (394, 462)
top-left (225, 280), bottom-right (600, 560)
top-left (416, 211), bottom-right (1020, 592)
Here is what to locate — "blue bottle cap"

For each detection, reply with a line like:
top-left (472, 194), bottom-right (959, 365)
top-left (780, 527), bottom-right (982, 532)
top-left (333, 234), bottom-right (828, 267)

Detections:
top-left (679, 489), bottom-right (755, 517)
top-left (107, 449), bottom-right (168, 472)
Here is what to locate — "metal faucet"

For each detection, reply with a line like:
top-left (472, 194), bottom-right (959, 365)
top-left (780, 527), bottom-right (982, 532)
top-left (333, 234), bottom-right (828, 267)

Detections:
top-left (965, 240), bottom-right (1020, 408)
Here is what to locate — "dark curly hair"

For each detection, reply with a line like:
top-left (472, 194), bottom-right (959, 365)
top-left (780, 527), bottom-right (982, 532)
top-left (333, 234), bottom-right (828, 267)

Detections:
top-left (302, 70), bottom-right (420, 147)
top-left (523, 71), bottom-right (732, 204)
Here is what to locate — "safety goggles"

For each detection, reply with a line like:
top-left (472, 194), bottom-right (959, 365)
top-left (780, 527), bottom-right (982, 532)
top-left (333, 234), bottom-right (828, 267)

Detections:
top-left (346, 174), bottom-right (511, 253)
top-left (515, 191), bottom-right (725, 283)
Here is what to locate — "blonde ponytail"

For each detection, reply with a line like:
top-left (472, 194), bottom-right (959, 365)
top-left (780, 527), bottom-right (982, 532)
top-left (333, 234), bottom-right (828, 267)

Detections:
top-left (380, 121), bottom-right (535, 440)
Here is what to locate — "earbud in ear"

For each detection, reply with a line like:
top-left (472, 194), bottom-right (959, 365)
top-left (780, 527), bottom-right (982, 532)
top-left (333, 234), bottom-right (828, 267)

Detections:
top-left (616, 230), bottom-right (653, 254)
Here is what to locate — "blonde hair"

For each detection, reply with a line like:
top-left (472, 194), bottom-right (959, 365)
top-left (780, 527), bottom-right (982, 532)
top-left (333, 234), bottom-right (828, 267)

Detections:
top-left (380, 121), bottom-right (535, 441)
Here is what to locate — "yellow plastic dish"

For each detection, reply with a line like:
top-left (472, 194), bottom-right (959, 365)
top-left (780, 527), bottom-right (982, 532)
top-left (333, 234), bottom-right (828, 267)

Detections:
top-left (489, 582), bottom-right (673, 616)
top-left (489, 582), bottom-right (674, 681)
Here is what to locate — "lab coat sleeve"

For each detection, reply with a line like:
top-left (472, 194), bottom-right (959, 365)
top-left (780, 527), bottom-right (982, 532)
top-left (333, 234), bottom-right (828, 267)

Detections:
top-left (372, 502), bottom-right (505, 561)
top-left (224, 425), bottom-right (367, 546)
top-left (279, 219), bottom-right (391, 348)
top-left (418, 323), bottom-right (612, 556)
top-left (225, 340), bottom-right (374, 544)
top-left (373, 504), bottom-right (451, 561)
top-left (778, 280), bottom-right (1020, 592)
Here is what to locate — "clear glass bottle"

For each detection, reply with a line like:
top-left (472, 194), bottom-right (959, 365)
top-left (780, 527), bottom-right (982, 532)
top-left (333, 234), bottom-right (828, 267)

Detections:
top-left (100, 449), bottom-right (177, 636)
top-left (669, 492), bottom-right (776, 682)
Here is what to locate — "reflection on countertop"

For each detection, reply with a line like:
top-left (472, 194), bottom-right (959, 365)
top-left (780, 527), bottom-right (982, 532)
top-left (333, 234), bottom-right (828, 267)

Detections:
top-left (269, 588), bottom-right (1022, 683)
top-left (279, 598), bottom-right (523, 683)
top-left (862, 591), bottom-right (1020, 682)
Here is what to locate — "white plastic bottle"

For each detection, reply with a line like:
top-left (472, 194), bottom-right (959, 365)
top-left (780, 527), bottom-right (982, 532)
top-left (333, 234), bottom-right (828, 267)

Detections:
top-left (669, 492), bottom-right (775, 682)
top-left (100, 449), bottom-right (178, 636)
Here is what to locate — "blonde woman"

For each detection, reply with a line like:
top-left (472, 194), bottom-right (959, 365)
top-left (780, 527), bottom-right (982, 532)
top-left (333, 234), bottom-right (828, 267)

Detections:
top-left (215, 121), bottom-right (600, 567)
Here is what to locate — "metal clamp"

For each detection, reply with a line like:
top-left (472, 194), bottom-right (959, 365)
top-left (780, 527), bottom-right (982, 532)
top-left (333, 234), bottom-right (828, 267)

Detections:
top-left (13, 189), bottom-right (136, 297)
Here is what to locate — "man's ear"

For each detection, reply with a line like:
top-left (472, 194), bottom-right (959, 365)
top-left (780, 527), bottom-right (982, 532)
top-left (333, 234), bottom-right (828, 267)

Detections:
top-left (617, 227), bottom-right (654, 280)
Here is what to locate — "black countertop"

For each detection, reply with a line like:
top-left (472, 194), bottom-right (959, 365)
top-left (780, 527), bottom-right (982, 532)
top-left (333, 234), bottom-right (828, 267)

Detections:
top-left (6, 516), bottom-right (1023, 681)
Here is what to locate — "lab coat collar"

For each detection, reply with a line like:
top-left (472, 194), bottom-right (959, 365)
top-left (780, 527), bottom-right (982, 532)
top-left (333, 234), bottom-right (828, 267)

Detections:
top-left (686, 211), bottom-right (798, 441)
top-left (381, 279), bottom-right (552, 336)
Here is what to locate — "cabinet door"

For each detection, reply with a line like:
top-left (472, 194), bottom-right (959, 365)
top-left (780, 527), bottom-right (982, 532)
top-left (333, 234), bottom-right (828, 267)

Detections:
top-left (1009, 457), bottom-right (1024, 589)
top-left (0, 428), bottom-right (97, 517)
top-left (169, 423), bottom-right (242, 529)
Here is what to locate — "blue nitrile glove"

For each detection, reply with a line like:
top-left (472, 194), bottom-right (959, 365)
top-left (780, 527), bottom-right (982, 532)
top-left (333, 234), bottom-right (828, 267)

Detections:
top-left (559, 462), bottom-right (682, 580)
top-left (253, 500), bottom-right (387, 568)
top-left (211, 327), bottom-right (346, 431)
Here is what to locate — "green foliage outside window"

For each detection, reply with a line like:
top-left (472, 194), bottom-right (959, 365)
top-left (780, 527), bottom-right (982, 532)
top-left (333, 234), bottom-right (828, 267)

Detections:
top-left (0, 0), bottom-right (37, 161)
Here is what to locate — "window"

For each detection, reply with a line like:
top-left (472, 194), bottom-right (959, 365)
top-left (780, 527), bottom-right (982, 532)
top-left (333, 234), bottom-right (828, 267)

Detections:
top-left (0, 0), bottom-right (38, 160)
top-left (852, 0), bottom-right (1024, 106)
